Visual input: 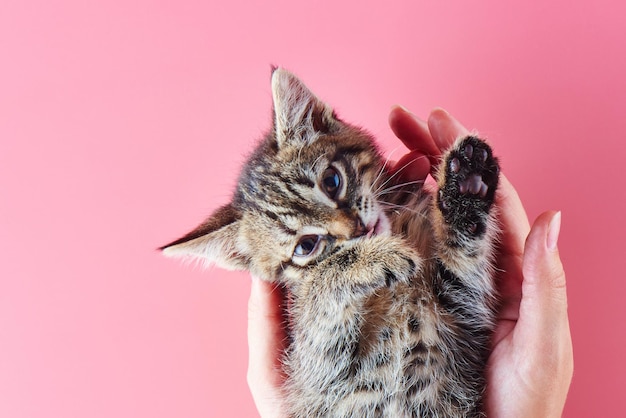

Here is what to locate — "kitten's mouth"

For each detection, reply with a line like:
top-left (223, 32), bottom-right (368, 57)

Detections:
top-left (367, 214), bottom-right (391, 237)
top-left (366, 222), bottom-right (377, 238)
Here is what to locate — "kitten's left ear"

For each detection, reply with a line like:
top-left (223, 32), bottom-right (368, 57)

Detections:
top-left (160, 204), bottom-right (249, 271)
top-left (271, 68), bottom-right (339, 147)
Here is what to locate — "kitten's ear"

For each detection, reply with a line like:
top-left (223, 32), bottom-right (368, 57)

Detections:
top-left (271, 68), bottom-right (338, 147)
top-left (160, 204), bottom-right (248, 271)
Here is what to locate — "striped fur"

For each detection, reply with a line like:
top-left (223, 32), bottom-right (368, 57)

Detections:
top-left (162, 69), bottom-right (500, 417)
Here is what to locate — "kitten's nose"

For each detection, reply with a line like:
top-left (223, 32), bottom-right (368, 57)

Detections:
top-left (329, 211), bottom-right (369, 239)
top-left (353, 216), bottom-right (368, 238)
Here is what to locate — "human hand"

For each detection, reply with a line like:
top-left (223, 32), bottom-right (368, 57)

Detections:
top-left (247, 277), bottom-right (288, 417)
top-left (389, 106), bottom-right (574, 417)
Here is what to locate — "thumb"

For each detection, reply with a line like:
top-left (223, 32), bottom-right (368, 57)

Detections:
top-left (246, 277), bottom-right (288, 417)
top-left (519, 211), bottom-right (567, 327)
top-left (517, 211), bottom-right (573, 382)
top-left (247, 277), bottom-right (287, 387)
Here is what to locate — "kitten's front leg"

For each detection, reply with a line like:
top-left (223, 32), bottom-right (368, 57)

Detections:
top-left (428, 136), bottom-right (500, 417)
top-left (433, 135), bottom-right (500, 290)
top-left (317, 235), bottom-right (420, 292)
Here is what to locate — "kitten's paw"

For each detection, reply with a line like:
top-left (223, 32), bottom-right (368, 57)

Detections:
top-left (329, 236), bottom-right (420, 292)
top-left (437, 136), bottom-right (499, 237)
top-left (356, 236), bottom-right (421, 288)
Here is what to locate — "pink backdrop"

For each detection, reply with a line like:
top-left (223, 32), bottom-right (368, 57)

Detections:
top-left (1, 1), bottom-right (624, 417)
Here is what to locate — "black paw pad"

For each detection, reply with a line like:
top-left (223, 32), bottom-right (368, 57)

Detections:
top-left (459, 173), bottom-right (488, 197)
top-left (437, 136), bottom-right (500, 237)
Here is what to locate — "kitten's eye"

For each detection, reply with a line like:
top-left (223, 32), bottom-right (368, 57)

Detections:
top-left (322, 167), bottom-right (341, 199)
top-left (294, 235), bottom-right (321, 257)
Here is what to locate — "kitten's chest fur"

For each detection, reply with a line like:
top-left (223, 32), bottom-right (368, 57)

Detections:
top-left (284, 186), bottom-right (496, 418)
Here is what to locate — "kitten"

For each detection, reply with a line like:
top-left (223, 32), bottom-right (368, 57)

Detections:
top-left (161, 68), bottom-right (500, 418)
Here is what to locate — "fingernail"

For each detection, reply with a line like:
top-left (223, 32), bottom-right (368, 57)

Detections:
top-left (547, 211), bottom-right (561, 251)
top-left (393, 104), bottom-right (413, 115)
top-left (433, 106), bottom-right (448, 113)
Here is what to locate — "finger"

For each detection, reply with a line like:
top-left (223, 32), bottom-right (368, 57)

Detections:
top-left (389, 105), bottom-right (441, 157)
top-left (516, 211), bottom-right (573, 412)
top-left (427, 108), bottom-right (470, 152)
top-left (247, 277), bottom-right (287, 392)
top-left (518, 211), bottom-right (570, 347)
top-left (427, 107), bottom-right (531, 243)
top-left (490, 173), bottom-right (532, 324)
top-left (496, 174), bottom-right (531, 262)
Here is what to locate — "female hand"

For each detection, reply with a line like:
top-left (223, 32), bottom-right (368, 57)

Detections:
top-left (389, 106), bottom-right (573, 417)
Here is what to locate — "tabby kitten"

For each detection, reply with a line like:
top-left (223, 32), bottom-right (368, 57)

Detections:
top-left (162, 68), bottom-right (500, 418)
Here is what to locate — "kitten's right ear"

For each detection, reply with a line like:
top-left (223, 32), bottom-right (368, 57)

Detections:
top-left (160, 204), bottom-right (248, 270)
top-left (271, 68), bottom-right (338, 147)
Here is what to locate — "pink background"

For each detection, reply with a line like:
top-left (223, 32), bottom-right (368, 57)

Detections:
top-left (1, 1), bottom-right (624, 417)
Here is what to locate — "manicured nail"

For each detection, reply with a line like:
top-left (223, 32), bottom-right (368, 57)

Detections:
top-left (547, 211), bottom-right (561, 251)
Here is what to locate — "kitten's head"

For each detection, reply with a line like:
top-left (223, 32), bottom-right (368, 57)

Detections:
top-left (161, 69), bottom-right (392, 283)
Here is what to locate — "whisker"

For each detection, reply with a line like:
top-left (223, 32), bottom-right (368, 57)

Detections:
top-left (377, 180), bottom-right (425, 195)
top-left (377, 191), bottom-right (423, 203)
top-left (310, 154), bottom-right (326, 172)
top-left (374, 155), bottom-right (429, 195)
top-left (379, 201), bottom-right (429, 219)
top-left (369, 147), bottom-right (401, 196)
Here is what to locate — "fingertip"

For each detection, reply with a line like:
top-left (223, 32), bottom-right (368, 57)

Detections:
top-left (388, 105), bottom-right (410, 141)
top-left (430, 107), bottom-right (450, 119)
top-left (248, 275), bottom-right (280, 316)
top-left (388, 104), bottom-right (408, 128)
top-left (250, 274), bottom-right (263, 294)
top-left (428, 108), bottom-right (470, 151)
top-left (526, 211), bottom-right (561, 253)
top-left (523, 210), bottom-right (567, 294)
top-left (389, 104), bottom-right (413, 119)
top-left (388, 105), bottom-right (440, 157)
